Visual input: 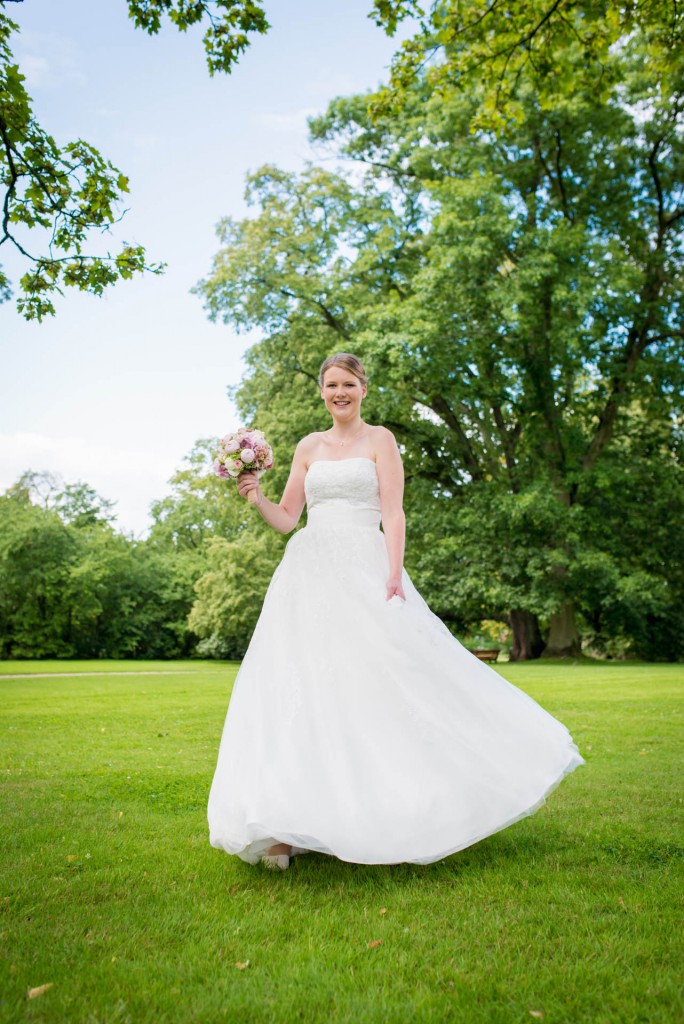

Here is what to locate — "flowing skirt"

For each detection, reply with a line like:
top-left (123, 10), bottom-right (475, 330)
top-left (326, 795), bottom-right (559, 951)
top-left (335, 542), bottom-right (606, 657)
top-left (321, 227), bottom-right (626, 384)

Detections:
top-left (207, 509), bottom-right (585, 865)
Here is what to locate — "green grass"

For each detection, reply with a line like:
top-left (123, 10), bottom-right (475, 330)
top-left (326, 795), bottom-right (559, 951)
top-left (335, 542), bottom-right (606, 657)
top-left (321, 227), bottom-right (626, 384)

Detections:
top-left (0, 660), bottom-right (682, 1024)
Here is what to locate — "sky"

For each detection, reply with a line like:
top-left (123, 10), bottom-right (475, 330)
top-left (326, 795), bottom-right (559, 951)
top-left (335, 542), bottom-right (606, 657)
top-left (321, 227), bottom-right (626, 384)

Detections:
top-left (0, 0), bottom-right (413, 535)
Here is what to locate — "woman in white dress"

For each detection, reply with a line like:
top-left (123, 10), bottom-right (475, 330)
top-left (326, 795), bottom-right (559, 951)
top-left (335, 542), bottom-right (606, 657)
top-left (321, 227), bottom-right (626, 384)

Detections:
top-left (207, 353), bottom-right (586, 870)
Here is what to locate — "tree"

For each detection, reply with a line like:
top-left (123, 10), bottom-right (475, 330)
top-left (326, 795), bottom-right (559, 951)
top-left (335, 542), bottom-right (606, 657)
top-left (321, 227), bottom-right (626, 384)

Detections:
top-left (0, 487), bottom-right (77, 656)
top-left (0, 0), bottom-right (269, 318)
top-left (0, 473), bottom-right (199, 658)
top-left (148, 439), bottom-right (250, 552)
top-left (196, 17), bottom-right (683, 658)
top-left (370, 1), bottom-right (683, 131)
top-left (149, 436), bottom-right (292, 658)
top-left (5, 468), bottom-right (61, 507)
top-left (127, 0), bottom-right (269, 76)
top-left (9, 470), bottom-right (116, 526)
top-left (53, 481), bottom-right (117, 528)
top-left (189, 528), bottom-right (286, 659)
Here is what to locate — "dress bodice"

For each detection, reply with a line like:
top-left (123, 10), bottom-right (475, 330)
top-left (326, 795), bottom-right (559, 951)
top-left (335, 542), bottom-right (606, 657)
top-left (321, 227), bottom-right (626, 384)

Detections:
top-left (305, 458), bottom-right (381, 527)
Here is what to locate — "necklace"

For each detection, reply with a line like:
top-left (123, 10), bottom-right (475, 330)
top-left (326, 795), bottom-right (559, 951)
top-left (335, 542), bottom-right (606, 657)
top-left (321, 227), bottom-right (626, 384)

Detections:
top-left (330, 424), bottom-right (366, 447)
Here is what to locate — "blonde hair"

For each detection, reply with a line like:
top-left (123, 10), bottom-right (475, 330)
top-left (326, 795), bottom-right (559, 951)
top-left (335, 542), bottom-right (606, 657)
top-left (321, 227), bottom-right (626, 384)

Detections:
top-left (318, 353), bottom-right (368, 388)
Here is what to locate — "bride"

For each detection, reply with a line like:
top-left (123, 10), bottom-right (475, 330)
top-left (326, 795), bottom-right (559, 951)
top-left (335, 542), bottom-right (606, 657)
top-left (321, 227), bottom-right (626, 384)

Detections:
top-left (207, 352), bottom-right (585, 870)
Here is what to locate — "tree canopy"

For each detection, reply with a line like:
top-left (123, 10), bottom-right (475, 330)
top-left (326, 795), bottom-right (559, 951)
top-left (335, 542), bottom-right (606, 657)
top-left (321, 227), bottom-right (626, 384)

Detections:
top-left (370, 1), bottom-right (683, 129)
top-left (195, 3), bottom-right (684, 659)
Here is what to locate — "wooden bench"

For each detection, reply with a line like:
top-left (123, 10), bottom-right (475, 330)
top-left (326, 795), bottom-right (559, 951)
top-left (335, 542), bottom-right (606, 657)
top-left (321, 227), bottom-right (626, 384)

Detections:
top-left (468, 648), bottom-right (500, 663)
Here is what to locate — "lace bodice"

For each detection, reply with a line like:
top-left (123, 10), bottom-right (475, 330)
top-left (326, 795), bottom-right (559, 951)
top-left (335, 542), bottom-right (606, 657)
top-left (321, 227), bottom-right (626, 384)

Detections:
top-left (305, 458), bottom-right (381, 522)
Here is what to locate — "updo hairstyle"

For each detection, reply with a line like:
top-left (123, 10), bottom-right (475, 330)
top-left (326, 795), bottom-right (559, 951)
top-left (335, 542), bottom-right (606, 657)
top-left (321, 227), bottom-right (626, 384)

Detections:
top-left (318, 353), bottom-right (369, 388)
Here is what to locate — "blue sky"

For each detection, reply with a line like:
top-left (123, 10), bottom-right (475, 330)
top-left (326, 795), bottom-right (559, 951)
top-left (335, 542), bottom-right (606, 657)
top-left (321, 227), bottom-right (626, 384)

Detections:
top-left (0, 0), bottom-right (412, 534)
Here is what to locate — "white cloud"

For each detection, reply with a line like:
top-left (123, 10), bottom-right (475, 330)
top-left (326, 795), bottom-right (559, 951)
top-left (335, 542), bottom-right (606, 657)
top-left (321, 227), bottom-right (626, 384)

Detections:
top-left (0, 432), bottom-right (177, 538)
top-left (18, 53), bottom-right (52, 88)
top-left (16, 32), bottom-right (87, 91)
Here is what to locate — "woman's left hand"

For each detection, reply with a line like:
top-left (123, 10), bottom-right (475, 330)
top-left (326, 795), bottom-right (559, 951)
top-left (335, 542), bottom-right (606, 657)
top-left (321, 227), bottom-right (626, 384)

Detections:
top-left (386, 577), bottom-right (406, 602)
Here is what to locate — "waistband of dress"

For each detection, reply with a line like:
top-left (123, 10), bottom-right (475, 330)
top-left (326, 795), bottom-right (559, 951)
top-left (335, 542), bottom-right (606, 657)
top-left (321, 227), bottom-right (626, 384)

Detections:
top-left (306, 506), bottom-right (381, 529)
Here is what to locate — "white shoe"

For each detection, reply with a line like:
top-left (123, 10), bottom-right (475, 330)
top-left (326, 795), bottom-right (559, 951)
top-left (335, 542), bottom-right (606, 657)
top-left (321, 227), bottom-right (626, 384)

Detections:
top-left (262, 853), bottom-right (290, 870)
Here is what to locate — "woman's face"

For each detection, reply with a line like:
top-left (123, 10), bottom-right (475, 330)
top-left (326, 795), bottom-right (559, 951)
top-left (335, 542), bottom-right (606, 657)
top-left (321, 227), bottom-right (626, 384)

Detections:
top-left (320, 366), bottom-right (367, 421)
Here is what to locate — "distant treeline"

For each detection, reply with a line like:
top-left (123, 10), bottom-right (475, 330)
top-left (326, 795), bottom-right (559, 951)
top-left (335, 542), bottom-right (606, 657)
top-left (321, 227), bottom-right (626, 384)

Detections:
top-left (1, 435), bottom-right (683, 663)
top-left (0, 458), bottom-right (288, 662)
top-left (0, 475), bottom-right (197, 659)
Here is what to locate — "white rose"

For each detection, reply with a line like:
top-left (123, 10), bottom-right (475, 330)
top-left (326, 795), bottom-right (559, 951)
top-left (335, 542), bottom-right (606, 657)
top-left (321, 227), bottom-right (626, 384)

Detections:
top-left (240, 448), bottom-right (256, 463)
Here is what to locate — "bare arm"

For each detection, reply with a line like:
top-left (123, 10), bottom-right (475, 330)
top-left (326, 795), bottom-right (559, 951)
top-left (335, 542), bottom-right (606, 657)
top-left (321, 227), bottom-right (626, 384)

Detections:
top-left (237, 439), bottom-right (310, 534)
top-left (375, 427), bottom-right (406, 601)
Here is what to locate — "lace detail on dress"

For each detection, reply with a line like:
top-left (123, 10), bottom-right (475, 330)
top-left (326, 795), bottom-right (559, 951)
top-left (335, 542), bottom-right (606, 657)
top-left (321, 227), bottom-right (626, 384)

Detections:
top-left (305, 458), bottom-right (381, 513)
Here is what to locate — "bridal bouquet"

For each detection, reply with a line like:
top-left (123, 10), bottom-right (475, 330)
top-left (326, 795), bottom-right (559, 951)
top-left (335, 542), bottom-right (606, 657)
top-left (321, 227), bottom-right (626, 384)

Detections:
top-left (214, 427), bottom-right (274, 504)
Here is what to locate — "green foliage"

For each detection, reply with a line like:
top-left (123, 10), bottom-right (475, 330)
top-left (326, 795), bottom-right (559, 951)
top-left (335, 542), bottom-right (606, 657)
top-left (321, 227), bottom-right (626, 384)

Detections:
top-left (53, 481), bottom-right (118, 528)
top-left (189, 526), bottom-right (287, 659)
top-left (196, 15), bottom-right (683, 658)
top-left (0, 0), bottom-right (270, 320)
top-left (127, 0), bottom-right (269, 75)
top-left (149, 438), bottom-right (283, 660)
top-left (570, 428), bottom-right (684, 660)
top-left (0, 491), bottom-right (77, 657)
top-left (371, 1), bottom-right (684, 131)
top-left (0, 478), bottom-right (198, 659)
top-left (148, 438), bottom-right (249, 551)
top-left (0, 10), bottom-right (165, 318)
top-left (370, 0), bottom-right (425, 37)
top-left (0, 442), bottom-right (291, 660)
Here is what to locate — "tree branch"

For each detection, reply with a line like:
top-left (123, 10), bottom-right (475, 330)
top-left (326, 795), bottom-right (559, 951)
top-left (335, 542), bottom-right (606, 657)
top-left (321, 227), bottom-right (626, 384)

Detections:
top-left (582, 327), bottom-right (655, 473)
top-left (553, 128), bottom-right (573, 222)
top-left (424, 392), bottom-right (484, 482)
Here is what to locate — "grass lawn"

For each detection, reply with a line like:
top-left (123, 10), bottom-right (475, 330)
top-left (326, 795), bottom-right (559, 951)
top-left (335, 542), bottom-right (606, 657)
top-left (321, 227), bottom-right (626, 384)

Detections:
top-left (0, 659), bottom-right (682, 1024)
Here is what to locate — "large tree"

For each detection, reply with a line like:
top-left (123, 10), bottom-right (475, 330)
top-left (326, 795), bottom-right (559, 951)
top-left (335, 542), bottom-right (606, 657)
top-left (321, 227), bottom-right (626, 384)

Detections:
top-left (196, 14), bottom-right (683, 659)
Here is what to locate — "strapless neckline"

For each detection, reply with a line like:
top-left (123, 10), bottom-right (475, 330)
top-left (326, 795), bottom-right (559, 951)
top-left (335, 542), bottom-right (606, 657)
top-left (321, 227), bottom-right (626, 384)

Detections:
top-left (304, 456), bottom-right (381, 519)
top-left (307, 457), bottom-right (376, 472)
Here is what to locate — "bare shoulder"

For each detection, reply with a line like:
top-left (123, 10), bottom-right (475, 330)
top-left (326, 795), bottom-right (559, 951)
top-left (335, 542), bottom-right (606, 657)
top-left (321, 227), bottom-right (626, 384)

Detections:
top-left (369, 425), bottom-right (400, 453)
top-left (296, 431), bottom-right (325, 450)
top-left (293, 432), bottom-right (323, 461)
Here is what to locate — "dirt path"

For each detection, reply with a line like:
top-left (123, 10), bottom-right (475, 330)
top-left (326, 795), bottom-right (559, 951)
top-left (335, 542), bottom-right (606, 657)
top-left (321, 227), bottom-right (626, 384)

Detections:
top-left (0, 670), bottom-right (200, 680)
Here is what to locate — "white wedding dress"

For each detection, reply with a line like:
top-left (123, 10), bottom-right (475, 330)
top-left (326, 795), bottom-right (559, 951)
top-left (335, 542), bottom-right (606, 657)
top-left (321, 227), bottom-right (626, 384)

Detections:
top-left (207, 457), bottom-right (585, 866)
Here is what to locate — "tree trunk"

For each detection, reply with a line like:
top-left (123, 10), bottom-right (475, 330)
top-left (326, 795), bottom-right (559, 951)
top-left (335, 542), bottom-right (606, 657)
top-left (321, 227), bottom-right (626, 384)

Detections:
top-left (542, 600), bottom-right (582, 658)
top-left (508, 609), bottom-right (545, 661)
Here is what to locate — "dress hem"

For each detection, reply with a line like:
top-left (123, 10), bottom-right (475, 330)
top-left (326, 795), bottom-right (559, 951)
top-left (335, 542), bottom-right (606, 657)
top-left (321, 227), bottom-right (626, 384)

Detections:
top-left (208, 745), bottom-right (586, 868)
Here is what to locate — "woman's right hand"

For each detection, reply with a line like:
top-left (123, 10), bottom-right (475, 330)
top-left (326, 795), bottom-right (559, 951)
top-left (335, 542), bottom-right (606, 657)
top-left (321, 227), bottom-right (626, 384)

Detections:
top-left (237, 470), bottom-right (261, 503)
